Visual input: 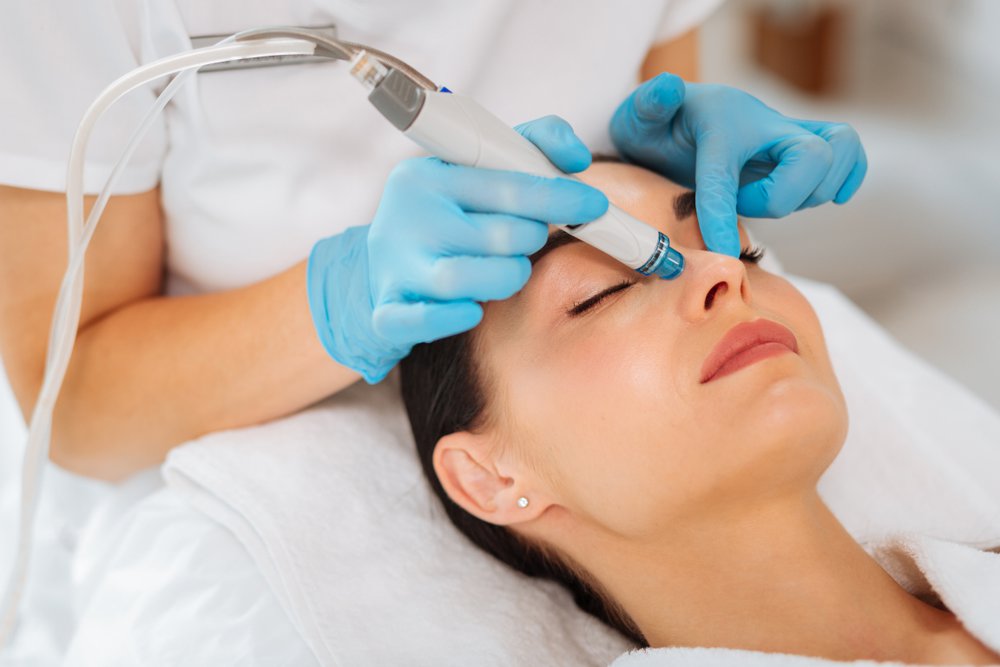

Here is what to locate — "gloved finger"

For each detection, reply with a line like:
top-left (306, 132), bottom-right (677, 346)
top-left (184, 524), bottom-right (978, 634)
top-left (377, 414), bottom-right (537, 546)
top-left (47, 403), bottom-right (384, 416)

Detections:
top-left (415, 255), bottom-right (533, 302)
top-left (373, 300), bottom-right (484, 345)
top-left (609, 73), bottom-right (686, 151)
top-left (791, 119), bottom-right (868, 205)
top-left (693, 132), bottom-right (742, 257)
top-left (738, 159), bottom-right (775, 188)
top-left (834, 147), bottom-right (868, 204)
top-left (796, 123), bottom-right (862, 209)
top-left (736, 132), bottom-right (833, 218)
top-left (515, 115), bottom-right (593, 174)
top-left (426, 160), bottom-right (609, 225)
top-left (442, 213), bottom-right (549, 257)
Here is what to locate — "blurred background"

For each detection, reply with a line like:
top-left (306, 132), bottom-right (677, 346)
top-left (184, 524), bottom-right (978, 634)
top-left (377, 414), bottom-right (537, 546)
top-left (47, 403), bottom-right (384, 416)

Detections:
top-left (700, 0), bottom-right (1000, 409)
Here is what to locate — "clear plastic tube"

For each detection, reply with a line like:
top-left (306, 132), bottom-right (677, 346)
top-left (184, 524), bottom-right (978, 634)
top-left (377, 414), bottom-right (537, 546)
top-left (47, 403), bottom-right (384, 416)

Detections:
top-left (0, 35), bottom-right (318, 647)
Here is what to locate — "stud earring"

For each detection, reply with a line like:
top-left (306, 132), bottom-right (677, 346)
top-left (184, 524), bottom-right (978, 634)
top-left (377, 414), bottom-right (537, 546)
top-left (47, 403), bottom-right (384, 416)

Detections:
top-left (517, 496), bottom-right (529, 508)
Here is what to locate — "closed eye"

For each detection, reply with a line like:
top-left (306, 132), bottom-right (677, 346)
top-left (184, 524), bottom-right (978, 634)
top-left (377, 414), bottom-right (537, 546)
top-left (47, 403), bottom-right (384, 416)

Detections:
top-left (568, 279), bottom-right (635, 316)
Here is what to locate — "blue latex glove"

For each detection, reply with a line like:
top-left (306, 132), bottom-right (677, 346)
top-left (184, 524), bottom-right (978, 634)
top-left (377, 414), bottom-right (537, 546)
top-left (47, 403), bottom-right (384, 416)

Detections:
top-left (307, 116), bottom-right (608, 383)
top-left (610, 73), bottom-right (868, 257)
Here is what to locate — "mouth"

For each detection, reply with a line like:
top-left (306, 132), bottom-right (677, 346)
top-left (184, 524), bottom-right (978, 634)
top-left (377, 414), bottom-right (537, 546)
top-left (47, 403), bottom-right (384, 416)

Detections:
top-left (700, 319), bottom-right (799, 384)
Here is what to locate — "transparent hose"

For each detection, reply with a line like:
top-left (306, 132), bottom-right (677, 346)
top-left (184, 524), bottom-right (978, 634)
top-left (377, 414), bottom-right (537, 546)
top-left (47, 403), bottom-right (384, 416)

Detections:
top-left (0, 35), bottom-right (319, 648)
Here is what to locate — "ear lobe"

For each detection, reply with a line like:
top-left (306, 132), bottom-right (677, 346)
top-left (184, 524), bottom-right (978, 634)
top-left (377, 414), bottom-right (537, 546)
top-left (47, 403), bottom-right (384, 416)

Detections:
top-left (433, 431), bottom-right (549, 526)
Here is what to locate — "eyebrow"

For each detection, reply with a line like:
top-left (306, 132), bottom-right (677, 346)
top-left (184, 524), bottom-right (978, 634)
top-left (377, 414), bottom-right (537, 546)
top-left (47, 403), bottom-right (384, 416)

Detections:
top-left (674, 190), bottom-right (696, 220)
top-left (529, 190), bottom-right (695, 266)
top-left (530, 228), bottom-right (580, 265)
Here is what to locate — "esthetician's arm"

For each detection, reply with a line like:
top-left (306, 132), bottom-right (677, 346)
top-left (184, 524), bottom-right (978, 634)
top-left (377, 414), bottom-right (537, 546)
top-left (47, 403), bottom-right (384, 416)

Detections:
top-left (0, 118), bottom-right (603, 482)
top-left (0, 185), bottom-right (357, 481)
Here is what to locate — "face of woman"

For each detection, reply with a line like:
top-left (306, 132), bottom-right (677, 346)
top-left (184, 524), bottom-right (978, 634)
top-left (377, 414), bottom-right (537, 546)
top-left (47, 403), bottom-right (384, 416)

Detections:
top-left (470, 161), bottom-right (848, 541)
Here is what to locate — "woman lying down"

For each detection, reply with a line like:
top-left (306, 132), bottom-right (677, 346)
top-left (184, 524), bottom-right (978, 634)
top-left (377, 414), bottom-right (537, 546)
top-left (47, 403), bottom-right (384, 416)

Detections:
top-left (399, 159), bottom-right (1000, 666)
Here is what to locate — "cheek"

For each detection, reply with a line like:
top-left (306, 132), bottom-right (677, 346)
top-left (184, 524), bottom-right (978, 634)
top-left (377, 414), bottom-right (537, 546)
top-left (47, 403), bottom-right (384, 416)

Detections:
top-left (508, 329), bottom-right (680, 452)
top-left (502, 323), bottom-right (709, 533)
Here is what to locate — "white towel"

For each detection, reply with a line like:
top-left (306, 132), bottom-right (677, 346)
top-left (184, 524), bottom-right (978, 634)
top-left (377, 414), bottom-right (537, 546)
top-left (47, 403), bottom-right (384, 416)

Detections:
top-left (810, 277), bottom-right (1000, 545)
top-left (166, 376), bottom-right (631, 666)
top-left (611, 532), bottom-right (1000, 666)
top-left (163, 277), bottom-right (1000, 665)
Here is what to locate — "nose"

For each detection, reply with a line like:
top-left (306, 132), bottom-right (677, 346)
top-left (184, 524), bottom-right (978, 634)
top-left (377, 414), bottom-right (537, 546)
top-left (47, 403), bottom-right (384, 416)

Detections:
top-left (677, 250), bottom-right (751, 322)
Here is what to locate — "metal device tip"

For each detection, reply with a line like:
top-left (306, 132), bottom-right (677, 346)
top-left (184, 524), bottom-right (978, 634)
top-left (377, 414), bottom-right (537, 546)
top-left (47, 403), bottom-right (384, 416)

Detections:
top-left (349, 50), bottom-right (388, 90)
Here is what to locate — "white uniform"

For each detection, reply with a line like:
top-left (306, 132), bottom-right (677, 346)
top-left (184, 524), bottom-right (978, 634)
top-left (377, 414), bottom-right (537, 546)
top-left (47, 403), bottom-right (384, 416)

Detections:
top-left (0, 0), bottom-right (723, 662)
top-left (0, 0), bottom-right (718, 295)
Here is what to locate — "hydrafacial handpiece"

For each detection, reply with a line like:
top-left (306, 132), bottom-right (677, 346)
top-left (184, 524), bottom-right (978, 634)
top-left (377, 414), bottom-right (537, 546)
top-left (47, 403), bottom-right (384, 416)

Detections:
top-left (349, 52), bottom-right (685, 280)
top-left (228, 32), bottom-right (684, 278)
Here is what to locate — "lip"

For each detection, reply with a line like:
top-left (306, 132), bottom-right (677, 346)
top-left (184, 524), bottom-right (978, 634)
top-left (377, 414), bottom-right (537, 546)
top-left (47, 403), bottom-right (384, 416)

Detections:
top-left (700, 319), bottom-right (799, 384)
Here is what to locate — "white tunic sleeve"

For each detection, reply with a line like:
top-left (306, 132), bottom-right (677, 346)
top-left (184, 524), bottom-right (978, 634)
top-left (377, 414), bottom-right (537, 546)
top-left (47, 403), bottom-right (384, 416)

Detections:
top-left (0, 0), bottom-right (166, 194)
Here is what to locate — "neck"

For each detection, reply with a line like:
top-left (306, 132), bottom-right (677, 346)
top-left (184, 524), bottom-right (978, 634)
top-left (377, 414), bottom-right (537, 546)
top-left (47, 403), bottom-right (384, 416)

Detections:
top-left (562, 490), bottom-right (965, 663)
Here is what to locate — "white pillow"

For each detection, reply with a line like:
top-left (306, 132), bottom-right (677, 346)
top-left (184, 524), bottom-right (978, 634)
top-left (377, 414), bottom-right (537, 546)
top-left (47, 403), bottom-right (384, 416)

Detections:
top-left (159, 276), bottom-right (1000, 665)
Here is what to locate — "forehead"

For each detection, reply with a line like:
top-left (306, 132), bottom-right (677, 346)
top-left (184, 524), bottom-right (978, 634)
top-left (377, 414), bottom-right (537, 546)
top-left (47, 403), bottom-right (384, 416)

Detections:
top-left (530, 163), bottom-right (697, 268)
top-left (576, 161), bottom-right (691, 233)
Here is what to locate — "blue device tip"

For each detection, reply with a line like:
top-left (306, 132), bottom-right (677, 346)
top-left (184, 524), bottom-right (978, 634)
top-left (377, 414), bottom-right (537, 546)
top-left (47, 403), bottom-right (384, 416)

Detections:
top-left (636, 231), bottom-right (684, 280)
top-left (652, 246), bottom-right (684, 280)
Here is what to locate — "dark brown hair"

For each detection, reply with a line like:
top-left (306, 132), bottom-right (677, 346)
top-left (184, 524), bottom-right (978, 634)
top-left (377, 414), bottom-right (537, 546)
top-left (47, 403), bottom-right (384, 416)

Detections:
top-left (399, 303), bottom-right (647, 645)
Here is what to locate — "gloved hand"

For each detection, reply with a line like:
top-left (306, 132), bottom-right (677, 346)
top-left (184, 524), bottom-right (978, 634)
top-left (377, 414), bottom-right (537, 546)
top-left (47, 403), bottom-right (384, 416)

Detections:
top-left (307, 116), bottom-right (608, 383)
top-left (610, 73), bottom-right (868, 257)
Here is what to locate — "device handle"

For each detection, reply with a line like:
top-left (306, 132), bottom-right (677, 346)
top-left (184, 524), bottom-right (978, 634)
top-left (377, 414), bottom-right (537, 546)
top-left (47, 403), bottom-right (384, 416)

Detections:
top-left (403, 91), bottom-right (660, 269)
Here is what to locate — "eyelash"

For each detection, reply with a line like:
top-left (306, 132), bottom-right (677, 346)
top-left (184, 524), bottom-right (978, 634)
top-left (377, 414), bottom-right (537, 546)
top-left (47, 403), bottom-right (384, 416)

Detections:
top-left (567, 245), bottom-right (767, 316)
top-left (740, 245), bottom-right (766, 264)
top-left (568, 279), bottom-right (634, 316)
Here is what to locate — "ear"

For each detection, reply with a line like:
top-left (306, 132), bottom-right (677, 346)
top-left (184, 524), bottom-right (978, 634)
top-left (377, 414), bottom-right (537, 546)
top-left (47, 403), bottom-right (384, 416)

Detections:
top-left (433, 431), bottom-right (551, 526)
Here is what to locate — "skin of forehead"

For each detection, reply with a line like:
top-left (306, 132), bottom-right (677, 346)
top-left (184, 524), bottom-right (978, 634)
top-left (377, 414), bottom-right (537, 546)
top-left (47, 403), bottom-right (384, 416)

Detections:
top-left (576, 161), bottom-right (686, 234)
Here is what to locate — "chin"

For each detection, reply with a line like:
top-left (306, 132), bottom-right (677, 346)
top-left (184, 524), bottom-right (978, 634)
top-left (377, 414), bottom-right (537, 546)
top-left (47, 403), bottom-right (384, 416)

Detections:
top-left (741, 371), bottom-right (848, 489)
